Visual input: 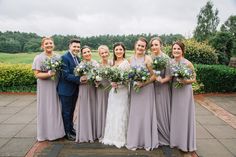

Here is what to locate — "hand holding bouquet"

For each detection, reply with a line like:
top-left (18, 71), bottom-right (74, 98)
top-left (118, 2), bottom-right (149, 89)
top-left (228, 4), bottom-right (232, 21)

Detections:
top-left (128, 65), bottom-right (150, 92)
top-left (171, 63), bottom-right (193, 88)
top-left (74, 62), bottom-right (98, 84)
top-left (104, 67), bottom-right (129, 93)
top-left (41, 55), bottom-right (63, 80)
top-left (152, 56), bottom-right (168, 76)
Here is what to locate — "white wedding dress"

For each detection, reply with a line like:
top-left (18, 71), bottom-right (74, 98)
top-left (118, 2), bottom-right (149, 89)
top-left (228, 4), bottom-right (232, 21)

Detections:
top-left (101, 59), bottom-right (130, 148)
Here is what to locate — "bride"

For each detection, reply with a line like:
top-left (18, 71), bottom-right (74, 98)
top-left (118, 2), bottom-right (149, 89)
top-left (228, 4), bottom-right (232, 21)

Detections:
top-left (101, 42), bottom-right (130, 148)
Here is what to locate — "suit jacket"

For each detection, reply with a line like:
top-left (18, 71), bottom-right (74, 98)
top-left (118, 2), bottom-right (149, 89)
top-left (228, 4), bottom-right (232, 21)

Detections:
top-left (57, 51), bottom-right (80, 96)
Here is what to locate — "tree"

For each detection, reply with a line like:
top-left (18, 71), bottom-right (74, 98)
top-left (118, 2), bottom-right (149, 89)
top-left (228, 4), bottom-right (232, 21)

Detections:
top-left (209, 32), bottom-right (234, 64)
top-left (23, 38), bottom-right (41, 52)
top-left (193, 1), bottom-right (220, 41)
top-left (221, 15), bottom-right (236, 56)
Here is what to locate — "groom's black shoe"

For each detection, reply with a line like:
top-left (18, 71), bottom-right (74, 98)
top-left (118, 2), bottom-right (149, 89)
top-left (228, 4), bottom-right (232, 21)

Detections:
top-left (66, 133), bottom-right (76, 141)
top-left (71, 129), bottom-right (76, 136)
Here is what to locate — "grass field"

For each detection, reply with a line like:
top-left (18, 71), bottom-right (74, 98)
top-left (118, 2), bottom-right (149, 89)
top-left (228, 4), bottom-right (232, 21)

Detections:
top-left (0, 50), bottom-right (134, 64)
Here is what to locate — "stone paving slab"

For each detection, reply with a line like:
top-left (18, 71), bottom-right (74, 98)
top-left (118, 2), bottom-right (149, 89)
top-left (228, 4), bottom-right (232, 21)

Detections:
top-left (18, 105), bottom-right (37, 115)
top-left (0, 138), bottom-right (10, 148)
top-left (195, 105), bottom-right (213, 116)
top-left (0, 106), bottom-right (25, 115)
top-left (3, 113), bottom-right (36, 124)
top-left (196, 115), bottom-right (226, 125)
top-left (196, 139), bottom-right (235, 157)
top-left (219, 139), bottom-right (236, 156)
top-left (15, 124), bottom-right (37, 138)
top-left (203, 125), bottom-right (236, 139)
top-left (0, 138), bottom-right (36, 157)
top-left (0, 114), bottom-right (12, 123)
top-left (0, 124), bottom-right (25, 138)
top-left (196, 124), bottom-right (214, 139)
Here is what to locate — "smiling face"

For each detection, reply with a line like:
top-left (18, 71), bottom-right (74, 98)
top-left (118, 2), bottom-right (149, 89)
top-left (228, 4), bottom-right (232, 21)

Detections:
top-left (135, 40), bottom-right (146, 55)
top-left (81, 47), bottom-right (92, 61)
top-left (41, 39), bottom-right (54, 53)
top-left (99, 48), bottom-right (109, 60)
top-left (150, 39), bottom-right (161, 55)
top-left (69, 42), bottom-right (81, 56)
top-left (114, 45), bottom-right (125, 59)
top-left (172, 44), bottom-right (183, 58)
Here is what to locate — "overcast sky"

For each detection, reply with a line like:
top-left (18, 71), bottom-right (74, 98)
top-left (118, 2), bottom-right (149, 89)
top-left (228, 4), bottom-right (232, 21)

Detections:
top-left (0, 0), bottom-right (235, 37)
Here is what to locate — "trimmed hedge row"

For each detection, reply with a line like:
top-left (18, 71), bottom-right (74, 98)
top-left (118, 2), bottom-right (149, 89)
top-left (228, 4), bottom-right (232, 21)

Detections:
top-left (0, 63), bottom-right (235, 93)
top-left (0, 63), bottom-right (36, 92)
top-left (194, 64), bottom-right (236, 92)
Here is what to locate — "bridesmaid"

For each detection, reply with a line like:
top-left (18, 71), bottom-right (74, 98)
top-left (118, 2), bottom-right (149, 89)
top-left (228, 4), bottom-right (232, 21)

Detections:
top-left (126, 37), bottom-right (159, 151)
top-left (32, 37), bottom-right (65, 141)
top-left (96, 45), bottom-right (111, 140)
top-left (150, 37), bottom-right (172, 146)
top-left (75, 46), bottom-right (98, 143)
top-left (170, 41), bottom-right (196, 155)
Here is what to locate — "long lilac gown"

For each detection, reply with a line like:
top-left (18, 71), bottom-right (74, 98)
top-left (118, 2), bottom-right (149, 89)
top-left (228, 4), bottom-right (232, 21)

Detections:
top-left (75, 60), bottom-right (98, 143)
top-left (126, 56), bottom-right (159, 151)
top-left (170, 58), bottom-right (196, 152)
top-left (32, 52), bottom-right (65, 141)
top-left (96, 62), bottom-right (111, 140)
top-left (152, 52), bottom-right (171, 146)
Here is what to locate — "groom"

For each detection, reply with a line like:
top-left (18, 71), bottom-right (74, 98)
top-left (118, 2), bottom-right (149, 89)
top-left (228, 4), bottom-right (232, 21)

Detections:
top-left (58, 39), bottom-right (81, 141)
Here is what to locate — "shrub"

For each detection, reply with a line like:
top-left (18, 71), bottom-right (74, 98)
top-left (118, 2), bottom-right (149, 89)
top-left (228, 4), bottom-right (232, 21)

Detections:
top-left (216, 50), bottom-right (230, 65)
top-left (163, 39), bottom-right (218, 65)
top-left (0, 63), bottom-right (36, 92)
top-left (194, 64), bottom-right (236, 92)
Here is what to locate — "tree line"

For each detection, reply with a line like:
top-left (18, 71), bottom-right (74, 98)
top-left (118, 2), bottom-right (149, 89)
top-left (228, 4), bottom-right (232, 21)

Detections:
top-left (0, 31), bottom-right (184, 53)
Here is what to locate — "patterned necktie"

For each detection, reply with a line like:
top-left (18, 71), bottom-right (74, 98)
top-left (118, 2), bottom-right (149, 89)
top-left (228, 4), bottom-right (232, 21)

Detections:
top-left (74, 56), bottom-right (79, 65)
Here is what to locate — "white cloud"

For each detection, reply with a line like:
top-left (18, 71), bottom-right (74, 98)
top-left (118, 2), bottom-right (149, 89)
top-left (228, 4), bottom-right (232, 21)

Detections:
top-left (0, 0), bottom-right (235, 37)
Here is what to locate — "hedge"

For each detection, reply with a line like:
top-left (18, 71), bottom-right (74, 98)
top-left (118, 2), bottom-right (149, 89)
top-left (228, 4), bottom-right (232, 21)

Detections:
top-left (163, 39), bottom-right (218, 65)
top-left (194, 64), bottom-right (236, 93)
top-left (0, 63), bottom-right (235, 93)
top-left (0, 63), bottom-right (36, 92)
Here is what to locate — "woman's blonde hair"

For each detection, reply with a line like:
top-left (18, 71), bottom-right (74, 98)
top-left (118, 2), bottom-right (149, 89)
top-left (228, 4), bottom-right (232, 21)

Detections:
top-left (98, 45), bottom-right (110, 53)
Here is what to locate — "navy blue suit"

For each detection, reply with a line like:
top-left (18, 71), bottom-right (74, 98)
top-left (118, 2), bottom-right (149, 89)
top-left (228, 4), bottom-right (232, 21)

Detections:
top-left (57, 51), bottom-right (80, 134)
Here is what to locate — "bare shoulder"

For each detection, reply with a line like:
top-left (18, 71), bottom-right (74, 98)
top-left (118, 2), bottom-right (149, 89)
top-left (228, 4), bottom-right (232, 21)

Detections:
top-left (145, 55), bottom-right (153, 63)
top-left (185, 58), bottom-right (194, 69)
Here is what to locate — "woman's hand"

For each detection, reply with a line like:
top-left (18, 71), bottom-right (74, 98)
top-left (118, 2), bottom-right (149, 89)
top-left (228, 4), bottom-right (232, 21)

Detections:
top-left (177, 78), bottom-right (189, 84)
top-left (136, 81), bottom-right (144, 88)
top-left (80, 75), bottom-right (88, 84)
top-left (156, 76), bottom-right (164, 84)
top-left (111, 82), bottom-right (118, 89)
top-left (48, 70), bottom-right (56, 77)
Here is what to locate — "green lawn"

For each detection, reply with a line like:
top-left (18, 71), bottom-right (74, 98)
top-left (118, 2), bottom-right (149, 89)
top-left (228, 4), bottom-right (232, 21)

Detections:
top-left (0, 50), bottom-right (134, 64)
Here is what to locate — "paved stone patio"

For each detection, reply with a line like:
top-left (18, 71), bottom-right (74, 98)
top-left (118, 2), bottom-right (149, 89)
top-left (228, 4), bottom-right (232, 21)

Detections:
top-left (0, 93), bottom-right (235, 157)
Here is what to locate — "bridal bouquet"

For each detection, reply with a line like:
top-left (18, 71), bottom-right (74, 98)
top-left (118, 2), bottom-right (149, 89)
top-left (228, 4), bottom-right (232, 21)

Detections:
top-left (104, 67), bottom-right (129, 93)
top-left (74, 62), bottom-right (97, 84)
top-left (128, 65), bottom-right (150, 92)
top-left (170, 63), bottom-right (193, 88)
top-left (41, 56), bottom-right (63, 80)
top-left (152, 56), bottom-right (168, 76)
top-left (92, 67), bottom-right (112, 88)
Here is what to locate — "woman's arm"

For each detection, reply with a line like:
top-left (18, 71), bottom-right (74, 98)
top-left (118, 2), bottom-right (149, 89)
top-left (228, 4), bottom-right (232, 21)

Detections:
top-left (34, 70), bottom-right (55, 79)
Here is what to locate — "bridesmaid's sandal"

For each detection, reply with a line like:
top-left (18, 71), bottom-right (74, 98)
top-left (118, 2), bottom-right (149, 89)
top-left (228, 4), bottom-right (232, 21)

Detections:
top-left (145, 147), bottom-right (151, 151)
